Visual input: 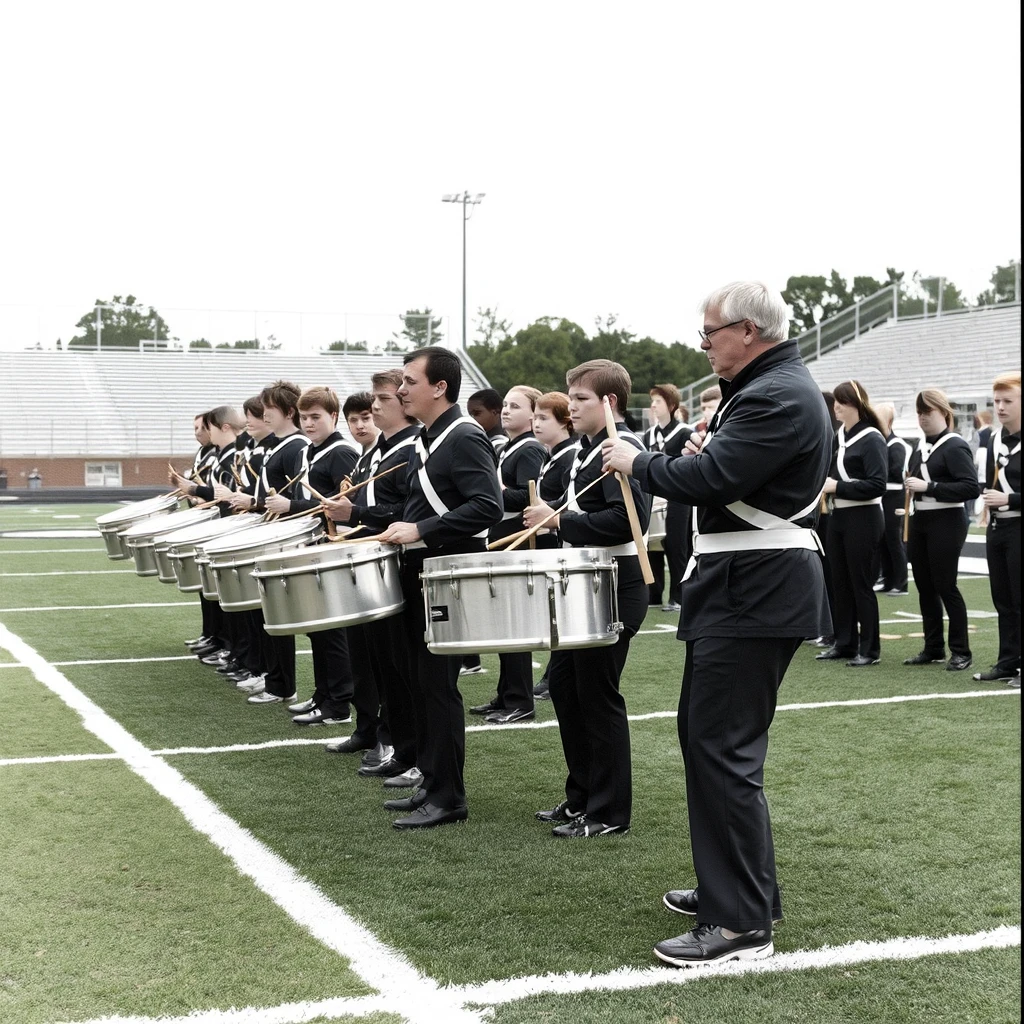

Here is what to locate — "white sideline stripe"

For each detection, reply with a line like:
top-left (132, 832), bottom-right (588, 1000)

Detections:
top-left (0, 569), bottom-right (137, 577)
top-left (0, 530), bottom-right (100, 538)
top-left (0, 752), bottom-right (121, 767)
top-left (0, 547), bottom-right (106, 554)
top-left (48, 651), bottom-right (315, 667)
top-left (0, 602), bottom-right (192, 612)
top-left (451, 924), bottom-right (1022, 1006)
top-left (0, 625), bottom-right (483, 1024)
top-left (60, 925), bottom-right (1021, 1024)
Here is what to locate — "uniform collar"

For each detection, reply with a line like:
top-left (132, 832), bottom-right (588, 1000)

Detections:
top-left (719, 339), bottom-right (800, 401)
top-left (424, 403), bottom-right (464, 440)
top-left (309, 430), bottom-right (343, 455)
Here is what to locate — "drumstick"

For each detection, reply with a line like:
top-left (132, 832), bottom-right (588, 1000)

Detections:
top-left (603, 397), bottom-right (655, 585)
top-left (276, 504), bottom-right (328, 521)
top-left (528, 479), bottom-right (538, 550)
top-left (902, 487), bottom-right (912, 543)
top-left (501, 472), bottom-right (611, 551)
top-left (333, 462), bottom-right (408, 500)
top-left (819, 492), bottom-right (828, 515)
top-left (328, 524), bottom-right (371, 543)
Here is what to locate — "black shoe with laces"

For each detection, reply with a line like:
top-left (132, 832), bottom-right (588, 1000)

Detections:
top-left (551, 817), bottom-right (628, 838)
top-left (946, 653), bottom-right (973, 672)
top-left (903, 651), bottom-right (946, 665)
top-left (534, 800), bottom-right (583, 823)
top-left (654, 924), bottom-right (773, 967)
top-left (973, 666), bottom-right (1016, 682)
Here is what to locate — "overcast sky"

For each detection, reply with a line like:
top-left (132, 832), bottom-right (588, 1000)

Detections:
top-left (0, 0), bottom-right (1019, 353)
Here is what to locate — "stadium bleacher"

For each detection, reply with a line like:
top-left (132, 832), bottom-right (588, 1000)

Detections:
top-left (0, 350), bottom-right (491, 457)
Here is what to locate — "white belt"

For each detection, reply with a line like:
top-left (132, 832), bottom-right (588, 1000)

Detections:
top-left (403, 540), bottom-right (427, 550)
top-left (993, 509), bottom-right (1021, 519)
top-left (915, 498), bottom-right (963, 511)
top-left (693, 528), bottom-right (821, 555)
top-left (833, 497), bottom-right (883, 508)
top-left (885, 483), bottom-right (905, 491)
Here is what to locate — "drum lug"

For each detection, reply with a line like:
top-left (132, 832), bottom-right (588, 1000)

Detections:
top-left (314, 566), bottom-right (322, 590)
top-left (377, 558), bottom-right (386, 580)
top-left (349, 558), bottom-right (357, 585)
top-left (257, 578), bottom-right (264, 594)
top-left (281, 577), bottom-right (287, 591)
top-left (527, 564), bottom-right (534, 596)
top-left (448, 568), bottom-right (460, 600)
top-left (487, 565), bottom-right (496, 599)
top-left (559, 561), bottom-right (570, 596)
top-left (547, 577), bottom-right (559, 649)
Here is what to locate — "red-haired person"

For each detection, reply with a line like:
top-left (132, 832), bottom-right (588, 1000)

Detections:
top-left (816, 381), bottom-right (888, 667)
top-left (903, 389), bottom-right (979, 672)
top-left (974, 372), bottom-right (1021, 684)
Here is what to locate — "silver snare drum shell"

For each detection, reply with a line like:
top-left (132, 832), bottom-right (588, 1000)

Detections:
top-left (647, 498), bottom-right (668, 552)
top-left (163, 513), bottom-right (263, 592)
top-left (420, 548), bottom-right (622, 654)
top-left (253, 541), bottom-right (405, 635)
top-left (96, 495), bottom-right (182, 561)
top-left (122, 507), bottom-right (220, 577)
top-left (203, 519), bottom-right (324, 611)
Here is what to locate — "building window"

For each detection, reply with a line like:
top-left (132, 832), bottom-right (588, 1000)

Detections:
top-left (85, 462), bottom-right (122, 487)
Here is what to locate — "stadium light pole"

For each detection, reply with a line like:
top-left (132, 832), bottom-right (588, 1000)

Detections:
top-left (441, 192), bottom-right (485, 350)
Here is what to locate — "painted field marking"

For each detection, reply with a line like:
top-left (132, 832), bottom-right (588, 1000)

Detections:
top-left (0, 530), bottom-right (100, 538)
top-left (0, 569), bottom-right (138, 577)
top-left (0, 623), bottom-right (483, 1024)
top-left (0, 547), bottom-right (107, 554)
top-left (58, 924), bottom-right (1021, 1024)
top-left (0, 752), bottom-right (121, 767)
top-left (0, 601), bottom-right (192, 612)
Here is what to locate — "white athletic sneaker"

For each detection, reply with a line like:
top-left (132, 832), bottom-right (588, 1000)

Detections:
top-left (247, 691), bottom-right (297, 705)
top-left (237, 675), bottom-right (266, 693)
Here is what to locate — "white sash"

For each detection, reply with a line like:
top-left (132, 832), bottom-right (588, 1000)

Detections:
top-left (497, 434), bottom-right (545, 518)
top-left (366, 435), bottom-right (417, 506)
top-left (538, 441), bottom-right (580, 485)
top-left (299, 438), bottom-right (350, 500)
top-left (994, 430), bottom-right (1021, 496)
top-left (887, 435), bottom-right (912, 490)
top-left (917, 431), bottom-right (957, 485)
top-left (414, 416), bottom-right (489, 538)
top-left (646, 421), bottom-right (685, 452)
top-left (833, 425), bottom-right (884, 506)
top-left (260, 433), bottom-right (309, 494)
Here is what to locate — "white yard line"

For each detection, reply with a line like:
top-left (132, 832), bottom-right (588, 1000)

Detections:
top-left (0, 623), bottom-right (484, 1024)
top-left (0, 547), bottom-right (107, 554)
top-left (0, 752), bottom-right (121, 767)
top-left (59, 925), bottom-right (1021, 1024)
top-left (0, 569), bottom-right (138, 577)
top-left (0, 601), bottom-right (192, 612)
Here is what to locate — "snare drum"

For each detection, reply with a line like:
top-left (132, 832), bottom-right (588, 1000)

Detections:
top-left (253, 540), bottom-right (405, 635)
top-left (647, 498), bottom-right (668, 551)
top-left (203, 519), bottom-right (324, 611)
top-left (96, 495), bottom-right (181, 560)
top-left (163, 514), bottom-right (263, 592)
top-left (420, 548), bottom-right (621, 654)
top-left (121, 507), bottom-right (220, 577)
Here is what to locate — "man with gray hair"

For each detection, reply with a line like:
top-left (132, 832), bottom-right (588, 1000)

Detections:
top-left (602, 280), bottom-right (833, 966)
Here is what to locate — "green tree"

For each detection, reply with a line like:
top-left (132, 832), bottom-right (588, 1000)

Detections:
top-left (68, 295), bottom-right (171, 348)
top-left (394, 308), bottom-right (443, 349)
top-left (190, 338), bottom-right (212, 349)
top-left (897, 274), bottom-right (967, 318)
top-left (473, 306), bottom-right (512, 347)
top-left (326, 340), bottom-right (368, 352)
top-left (976, 261), bottom-right (1020, 305)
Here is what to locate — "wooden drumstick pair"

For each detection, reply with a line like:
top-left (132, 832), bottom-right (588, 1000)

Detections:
top-left (493, 472), bottom-right (610, 551)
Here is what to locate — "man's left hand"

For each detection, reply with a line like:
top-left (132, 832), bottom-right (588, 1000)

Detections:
top-left (601, 439), bottom-right (638, 477)
top-left (377, 521), bottom-right (421, 546)
top-left (265, 494), bottom-right (291, 515)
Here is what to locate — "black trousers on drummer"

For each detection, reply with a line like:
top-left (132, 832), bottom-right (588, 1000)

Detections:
top-left (908, 508), bottom-right (971, 658)
top-left (199, 594), bottom-right (225, 647)
top-left (347, 622), bottom-right (390, 748)
top-left (827, 505), bottom-right (884, 659)
top-left (987, 520), bottom-right (1021, 674)
top-left (661, 504), bottom-right (691, 607)
top-left (548, 561), bottom-right (647, 827)
top-left (263, 617), bottom-right (296, 698)
top-left (308, 626), bottom-right (352, 719)
top-left (496, 652), bottom-right (534, 712)
top-left (398, 549), bottom-right (469, 810)
top-left (815, 514), bottom-right (835, 634)
top-left (246, 609), bottom-right (272, 677)
top-left (680, 636), bottom-right (798, 932)
top-left (877, 491), bottom-right (909, 591)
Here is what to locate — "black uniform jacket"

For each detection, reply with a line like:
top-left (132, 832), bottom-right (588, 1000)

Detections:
top-left (193, 440), bottom-right (245, 512)
top-left (631, 340), bottom-right (832, 640)
top-left (886, 432), bottom-right (912, 485)
top-left (538, 437), bottom-right (579, 505)
top-left (555, 425), bottom-right (651, 548)
top-left (832, 421), bottom-right (887, 501)
top-left (255, 431), bottom-right (310, 509)
top-left (287, 432), bottom-right (359, 515)
top-left (239, 433), bottom-right (275, 497)
top-left (986, 427), bottom-right (1021, 510)
top-left (349, 424), bottom-right (420, 532)
top-left (907, 431), bottom-right (979, 503)
top-left (489, 431), bottom-right (548, 543)
top-left (403, 404), bottom-right (503, 551)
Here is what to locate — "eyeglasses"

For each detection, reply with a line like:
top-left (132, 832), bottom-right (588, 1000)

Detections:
top-left (698, 319), bottom-right (748, 343)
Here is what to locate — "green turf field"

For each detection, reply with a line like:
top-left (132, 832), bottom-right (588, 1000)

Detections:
top-left (0, 509), bottom-right (1019, 1024)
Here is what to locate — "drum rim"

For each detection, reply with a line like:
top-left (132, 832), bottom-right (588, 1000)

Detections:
top-left (95, 495), bottom-right (180, 526)
top-left (252, 541), bottom-right (400, 577)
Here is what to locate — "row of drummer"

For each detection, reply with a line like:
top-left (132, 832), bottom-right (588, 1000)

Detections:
top-left (154, 349), bottom-right (653, 833)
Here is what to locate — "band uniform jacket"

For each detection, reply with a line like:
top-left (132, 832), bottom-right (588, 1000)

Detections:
top-left (831, 421), bottom-right (887, 501)
top-left (192, 440), bottom-right (245, 514)
top-left (403, 404), bottom-right (503, 551)
top-left (907, 431), bottom-right (979, 505)
top-left (985, 427), bottom-right (1020, 510)
top-left (348, 425), bottom-right (420, 533)
top-left (631, 339), bottom-right (833, 640)
top-left (287, 431), bottom-right (360, 515)
top-left (886, 432), bottom-right (913, 486)
top-left (254, 431), bottom-right (310, 510)
top-left (489, 431), bottom-right (548, 543)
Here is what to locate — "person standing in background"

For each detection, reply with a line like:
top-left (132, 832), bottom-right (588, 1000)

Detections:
top-left (875, 402), bottom-right (911, 597)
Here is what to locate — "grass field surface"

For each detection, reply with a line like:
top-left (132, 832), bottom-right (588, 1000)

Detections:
top-left (0, 504), bottom-right (1019, 1024)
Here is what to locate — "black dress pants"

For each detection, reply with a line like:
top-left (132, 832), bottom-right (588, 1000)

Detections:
top-left (877, 491), bottom-right (908, 591)
top-left (263, 618), bottom-right (296, 698)
top-left (548, 561), bottom-right (647, 827)
top-left (679, 636), bottom-right (799, 931)
top-left (662, 503), bottom-right (691, 606)
top-left (199, 594), bottom-right (225, 646)
top-left (815, 514), bottom-right (835, 635)
top-left (347, 622), bottom-right (389, 746)
top-left (987, 519), bottom-right (1021, 673)
top-left (648, 550), bottom-right (667, 606)
top-left (246, 609), bottom-right (272, 677)
top-left (308, 627), bottom-right (352, 718)
top-left (827, 505), bottom-right (884, 659)
top-left (496, 652), bottom-right (534, 712)
top-left (908, 508), bottom-right (971, 658)
top-left (398, 550), bottom-right (468, 810)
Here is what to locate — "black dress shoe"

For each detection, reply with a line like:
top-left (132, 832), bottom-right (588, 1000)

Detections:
top-left (903, 651), bottom-right (946, 665)
top-left (814, 647), bottom-right (851, 661)
top-left (846, 655), bottom-right (880, 667)
top-left (325, 735), bottom-right (376, 754)
top-left (552, 817), bottom-right (628, 838)
top-left (654, 924), bottom-right (773, 967)
top-left (973, 667), bottom-right (1016, 682)
top-left (469, 701), bottom-right (500, 716)
top-left (392, 802), bottom-right (468, 830)
top-left (357, 758), bottom-right (412, 778)
top-left (383, 790), bottom-right (427, 812)
top-left (946, 653), bottom-right (973, 672)
top-left (535, 799), bottom-right (583, 823)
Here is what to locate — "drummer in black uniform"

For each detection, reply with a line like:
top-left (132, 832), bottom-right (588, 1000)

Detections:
top-left (524, 359), bottom-right (650, 839)
top-left (376, 346), bottom-right (503, 830)
top-left (266, 385), bottom-right (359, 725)
top-left (602, 281), bottom-right (832, 967)
top-left (875, 402), bottom-right (911, 597)
top-left (324, 370), bottom-right (421, 772)
top-left (471, 385), bottom-right (547, 724)
top-left (645, 383), bottom-right (693, 613)
top-left (903, 388), bottom-right (979, 672)
top-left (975, 372), bottom-right (1021, 684)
